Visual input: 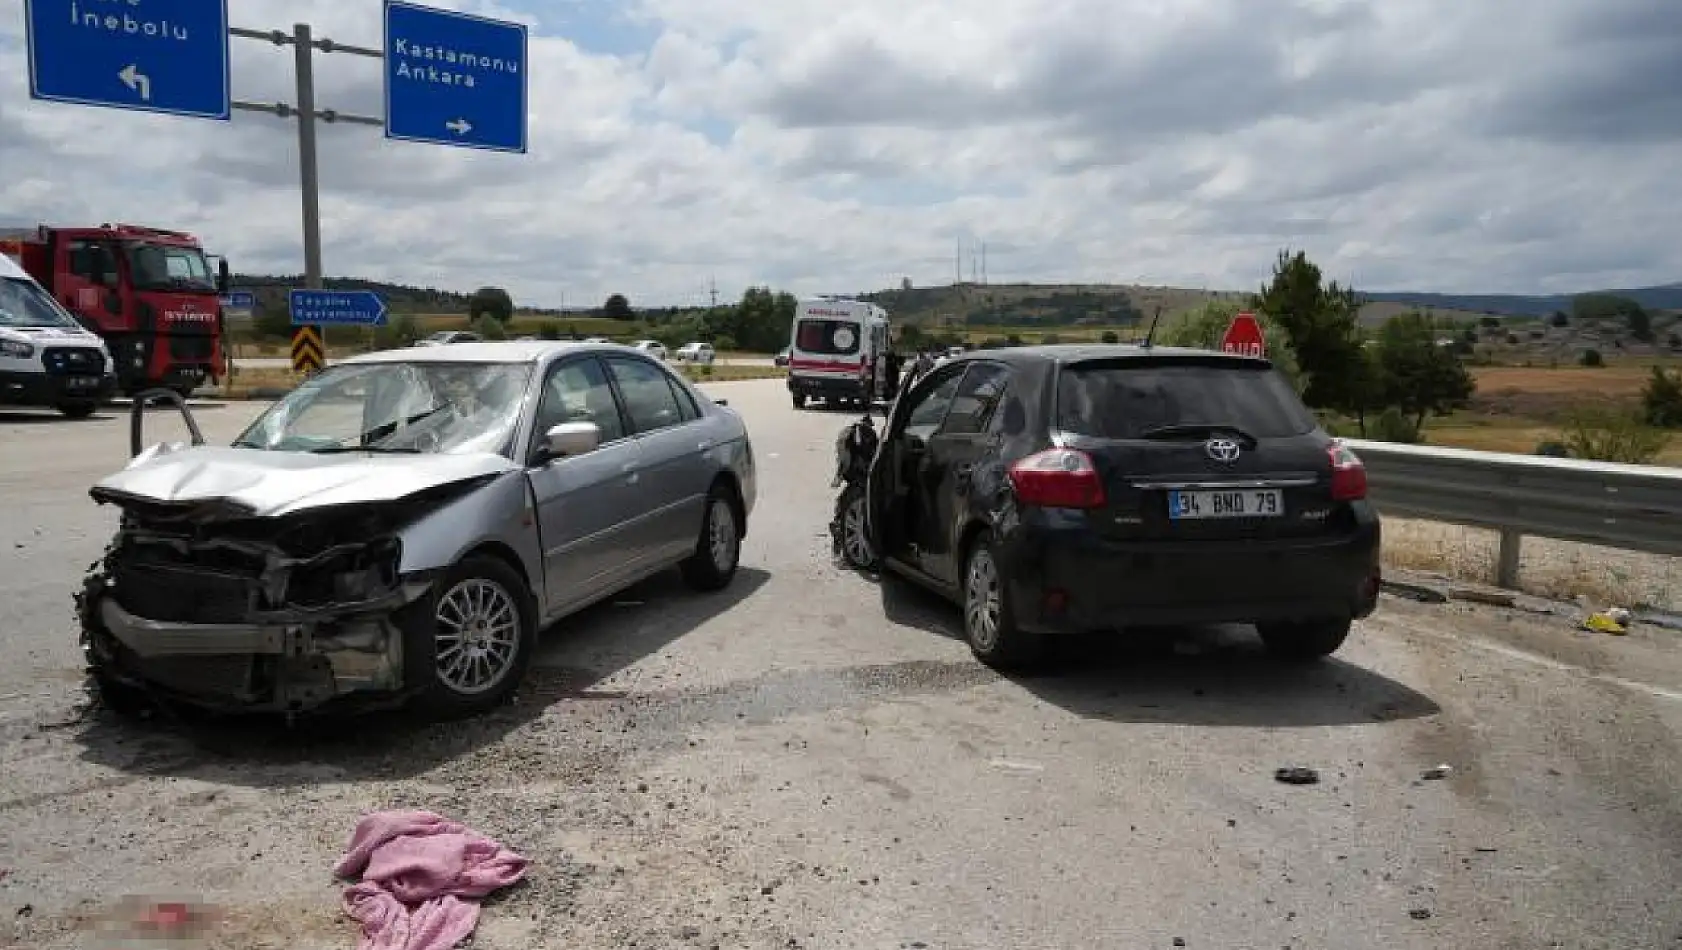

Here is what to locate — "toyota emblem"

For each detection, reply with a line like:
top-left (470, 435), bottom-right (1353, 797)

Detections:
top-left (1205, 438), bottom-right (1241, 462)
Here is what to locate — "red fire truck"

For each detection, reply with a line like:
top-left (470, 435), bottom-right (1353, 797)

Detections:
top-left (0, 223), bottom-right (230, 396)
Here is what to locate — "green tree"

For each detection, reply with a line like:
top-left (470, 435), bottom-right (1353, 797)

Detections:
top-left (1572, 293), bottom-right (1652, 341)
top-left (1372, 312), bottom-right (1475, 434)
top-left (472, 314), bottom-right (507, 340)
top-left (1100, 330), bottom-right (1120, 344)
top-left (469, 286), bottom-right (514, 323)
top-left (1641, 366), bottom-right (1682, 428)
top-left (1558, 407), bottom-right (1667, 464)
top-left (1157, 300), bottom-right (1305, 395)
top-left (603, 293), bottom-right (633, 321)
top-left (1580, 348), bottom-right (1604, 367)
top-left (1549, 310), bottom-right (1570, 328)
top-left (1251, 249), bottom-right (1364, 411)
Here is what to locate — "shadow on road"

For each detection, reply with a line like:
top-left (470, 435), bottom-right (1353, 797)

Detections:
top-left (0, 410), bottom-right (114, 424)
top-left (878, 566), bottom-right (1440, 729)
top-left (70, 568), bottom-right (771, 788)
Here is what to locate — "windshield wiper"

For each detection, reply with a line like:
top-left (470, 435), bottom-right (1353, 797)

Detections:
top-left (1137, 422), bottom-right (1259, 444)
top-left (356, 406), bottom-right (452, 444)
top-left (309, 444), bottom-right (421, 455)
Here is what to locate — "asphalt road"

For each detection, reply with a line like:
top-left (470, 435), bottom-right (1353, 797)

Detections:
top-left (1, 383), bottom-right (1679, 949)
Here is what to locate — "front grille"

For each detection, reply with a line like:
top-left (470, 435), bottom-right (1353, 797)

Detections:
top-left (168, 335), bottom-right (215, 360)
top-left (113, 561), bottom-right (255, 623)
top-left (41, 346), bottom-right (105, 376)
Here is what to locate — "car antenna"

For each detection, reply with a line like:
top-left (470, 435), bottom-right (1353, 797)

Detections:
top-left (1140, 305), bottom-right (1163, 348)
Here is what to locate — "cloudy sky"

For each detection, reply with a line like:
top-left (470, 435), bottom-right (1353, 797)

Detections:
top-left (2, 0), bottom-right (1678, 307)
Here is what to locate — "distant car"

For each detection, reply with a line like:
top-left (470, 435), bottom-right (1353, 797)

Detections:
top-left (417, 331), bottom-right (482, 347)
top-left (674, 342), bottom-right (716, 365)
top-left (80, 340), bottom-right (757, 718)
top-left (773, 347), bottom-right (790, 367)
top-left (947, 346), bottom-right (967, 359)
top-left (633, 340), bottom-right (668, 360)
top-left (843, 344), bottom-right (1381, 669)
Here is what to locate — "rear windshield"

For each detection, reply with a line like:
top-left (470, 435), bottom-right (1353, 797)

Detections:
top-left (794, 319), bottom-right (861, 356)
top-left (1055, 361), bottom-right (1315, 439)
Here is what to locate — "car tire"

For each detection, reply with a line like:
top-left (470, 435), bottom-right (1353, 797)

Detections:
top-left (405, 555), bottom-right (536, 719)
top-left (681, 484), bottom-right (743, 592)
top-left (1257, 618), bottom-right (1351, 661)
top-left (792, 394), bottom-right (806, 409)
top-left (835, 483), bottom-right (875, 571)
top-left (57, 401), bottom-right (97, 419)
top-left (962, 534), bottom-right (1040, 669)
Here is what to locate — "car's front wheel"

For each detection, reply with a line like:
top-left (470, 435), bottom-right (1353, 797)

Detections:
top-left (1256, 618), bottom-right (1351, 661)
top-left (408, 555), bottom-right (536, 718)
top-left (962, 534), bottom-right (1040, 668)
top-left (835, 484), bottom-right (875, 570)
top-left (681, 484), bottom-right (742, 592)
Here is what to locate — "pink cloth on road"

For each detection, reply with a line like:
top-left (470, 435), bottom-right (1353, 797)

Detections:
top-left (334, 810), bottom-right (530, 950)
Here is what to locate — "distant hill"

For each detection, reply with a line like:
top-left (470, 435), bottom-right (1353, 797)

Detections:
top-left (1359, 285), bottom-right (1682, 318)
top-left (228, 275), bottom-right (572, 316)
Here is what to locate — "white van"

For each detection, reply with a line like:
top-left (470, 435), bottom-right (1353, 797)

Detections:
top-left (787, 298), bottom-right (889, 410)
top-left (0, 251), bottom-right (117, 417)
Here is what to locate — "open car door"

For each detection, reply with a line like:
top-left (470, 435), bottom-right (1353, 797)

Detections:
top-left (863, 367), bottom-right (927, 565)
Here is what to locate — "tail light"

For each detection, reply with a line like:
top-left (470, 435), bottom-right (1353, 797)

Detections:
top-left (1008, 447), bottom-right (1107, 509)
top-left (1329, 440), bottom-right (1367, 501)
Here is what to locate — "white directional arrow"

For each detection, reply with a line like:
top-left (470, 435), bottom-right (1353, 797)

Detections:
top-left (117, 64), bottom-right (151, 102)
top-left (445, 118), bottom-right (472, 135)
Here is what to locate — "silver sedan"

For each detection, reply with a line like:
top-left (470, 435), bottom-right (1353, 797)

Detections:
top-left (78, 340), bottom-right (757, 717)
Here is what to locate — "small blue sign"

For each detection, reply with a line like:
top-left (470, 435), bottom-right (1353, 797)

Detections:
top-left (220, 291), bottom-right (256, 311)
top-left (24, 0), bottom-right (232, 121)
top-left (289, 290), bottom-right (389, 327)
top-left (383, 0), bottom-right (528, 154)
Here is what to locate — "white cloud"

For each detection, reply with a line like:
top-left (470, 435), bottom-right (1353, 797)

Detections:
top-left (2, 0), bottom-right (1678, 306)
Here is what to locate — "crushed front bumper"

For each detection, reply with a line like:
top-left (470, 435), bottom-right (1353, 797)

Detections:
top-left (80, 578), bottom-right (434, 714)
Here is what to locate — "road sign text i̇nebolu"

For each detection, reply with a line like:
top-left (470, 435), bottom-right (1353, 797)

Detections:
top-left (24, 0), bottom-right (232, 120)
top-left (383, 0), bottom-right (528, 153)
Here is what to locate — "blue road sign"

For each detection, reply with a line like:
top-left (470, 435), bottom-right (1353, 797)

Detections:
top-left (289, 290), bottom-right (389, 327)
top-left (383, 0), bottom-right (528, 153)
top-left (24, 0), bottom-right (231, 121)
top-left (220, 291), bottom-right (256, 311)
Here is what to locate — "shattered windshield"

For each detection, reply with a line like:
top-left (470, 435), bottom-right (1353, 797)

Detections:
top-left (0, 276), bottom-right (85, 330)
top-left (234, 361), bottom-right (533, 456)
top-left (123, 241), bottom-right (216, 292)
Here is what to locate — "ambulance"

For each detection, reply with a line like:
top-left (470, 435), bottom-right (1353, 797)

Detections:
top-left (786, 298), bottom-right (890, 410)
top-left (0, 251), bottom-right (117, 417)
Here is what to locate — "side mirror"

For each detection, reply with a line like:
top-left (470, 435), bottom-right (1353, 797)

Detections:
top-left (541, 421), bottom-right (600, 461)
top-left (217, 258), bottom-right (231, 295)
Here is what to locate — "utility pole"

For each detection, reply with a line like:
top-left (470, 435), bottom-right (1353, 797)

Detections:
top-left (709, 276), bottom-right (719, 308)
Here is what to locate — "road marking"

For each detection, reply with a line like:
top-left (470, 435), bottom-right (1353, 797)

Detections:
top-left (1424, 629), bottom-right (1682, 704)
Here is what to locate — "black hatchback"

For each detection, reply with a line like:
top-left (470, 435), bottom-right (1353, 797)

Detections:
top-left (846, 344), bottom-right (1382, 668)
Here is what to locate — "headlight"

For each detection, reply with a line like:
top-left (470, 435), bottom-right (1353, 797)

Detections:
top-left (0, 339), bottom-right (33, 359)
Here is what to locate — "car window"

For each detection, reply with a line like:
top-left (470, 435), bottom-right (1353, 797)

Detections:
top-left (534, 358), bottom-right (626, 446)
top-left (795, 319), bottom-right (861, 355)
top-left (1056, 361), bottom-right (1314, 439)
top-left (605, 357), bottom-right (687, 434)
top-left (938, 363), bottom-right (1010, 437)
top-left (666, 375), bottom-right (701, 422)
top-left (903, 370), bottom-right (964, 441)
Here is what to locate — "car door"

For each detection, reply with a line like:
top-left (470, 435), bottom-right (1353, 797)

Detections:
top-left (866, 364), bottom-right (966, 573)
top-left (916, 362), bottom-right (1012, 586)
top-left (603, 355), bottom-right (710, 563)
top-left (525, 355), bottom-right (646, 617)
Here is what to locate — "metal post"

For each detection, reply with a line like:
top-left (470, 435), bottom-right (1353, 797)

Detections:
top-left (1496, 528), bottom-right (1522, 590)
top-left (292, 22), bottom-right (326, 356)
top-left (293, 23), bottom-right (323, 290)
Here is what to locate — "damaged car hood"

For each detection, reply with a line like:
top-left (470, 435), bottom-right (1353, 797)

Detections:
top-left (90, 446), bottom-right (520, 517)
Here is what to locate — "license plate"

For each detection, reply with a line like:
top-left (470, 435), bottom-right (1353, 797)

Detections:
top-left (64, 376), bottom-right (99, 390)
top-left (1168, 488), bottom-right (1283, 520)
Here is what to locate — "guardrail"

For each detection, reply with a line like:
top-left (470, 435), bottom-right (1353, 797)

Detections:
top-left (1345, 439), bottom-right (1682, 589)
